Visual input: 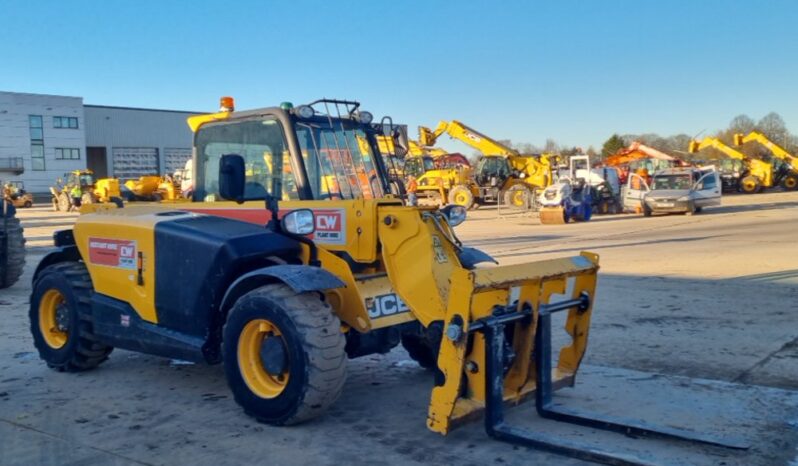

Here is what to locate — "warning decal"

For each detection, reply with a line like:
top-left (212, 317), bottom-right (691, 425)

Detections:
top-left (88, 237), bottom-right (137, 269)
top-left (312, 208), bottom-right (346, 245)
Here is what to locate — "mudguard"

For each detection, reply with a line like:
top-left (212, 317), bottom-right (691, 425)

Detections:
top-left (220, 264), bottom-right (346, 312)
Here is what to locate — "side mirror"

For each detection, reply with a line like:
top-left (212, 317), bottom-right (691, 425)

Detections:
top-left (282, 209), bottom-right (315, 235)
top-left (219, 154), bottom-right (245, 203)
top-left (440, 204), bottom-right (467, 227)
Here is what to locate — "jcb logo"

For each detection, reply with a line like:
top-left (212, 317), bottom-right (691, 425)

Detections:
top-left (120, 246), bottom-right (134, 258)
top-left (366, 293), bottom-right (410, 319)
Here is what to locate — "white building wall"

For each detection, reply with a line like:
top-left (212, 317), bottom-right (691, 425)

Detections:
top-left (0, 91), bottom-right (86, 193)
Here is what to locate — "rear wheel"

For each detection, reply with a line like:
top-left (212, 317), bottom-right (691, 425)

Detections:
top-left (448, 186), bottom-right (474, 209)
top-left (503, 185), bottom-right (532, 209)
top-left (57, 193), bottom-right (71, 212)
top-left (29, 262), bottom-right (113, 371)
top-left (740, 176), bottom-right (760, 194)
top-left (782, 173), bottom-right (798, 191)
top-left (223, 284), bottom-right (347, 425)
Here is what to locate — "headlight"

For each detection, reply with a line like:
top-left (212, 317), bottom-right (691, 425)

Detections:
top-left (677, 196), bottom-right (689, 202)
top-left (356, 111), bottom-right (373, 125)
top-left (440, 204), bottom-right (467, 227)
top-left (296, 105), bottom-right (315, 119)
top-left (282, 209), bottom-right (315, 235)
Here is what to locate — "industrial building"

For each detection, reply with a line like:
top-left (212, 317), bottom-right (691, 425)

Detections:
top-left (0, 91), bottom-right (198, 194)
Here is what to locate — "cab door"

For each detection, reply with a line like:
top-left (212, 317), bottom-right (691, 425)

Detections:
top-left (622, 173), bottom-right (650, 211)
top-left (693, 170), bottom-right (721, 207)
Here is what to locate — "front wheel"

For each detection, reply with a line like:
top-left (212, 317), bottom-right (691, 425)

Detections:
top-left (223, 284), bottom-right (347, 425)
top-left (448, 185), bottom-right (474, 209)
top-left (782, 173), bottom-right (798, 191)
top-left (29, 262), bottom-right (113, 371)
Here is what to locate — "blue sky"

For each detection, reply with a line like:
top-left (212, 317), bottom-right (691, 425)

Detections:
top-left (2, 0), bottom-right (796, 152)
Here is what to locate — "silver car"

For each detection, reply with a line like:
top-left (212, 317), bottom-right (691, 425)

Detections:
top-left (623, 167), bottom-right (721, 216)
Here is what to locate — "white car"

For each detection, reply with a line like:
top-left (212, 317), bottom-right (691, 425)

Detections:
top-left (623, 166), bottom-right (721, 216)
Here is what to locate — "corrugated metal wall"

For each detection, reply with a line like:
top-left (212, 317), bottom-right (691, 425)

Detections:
top-left (84, 105), bottom-right (199, 178)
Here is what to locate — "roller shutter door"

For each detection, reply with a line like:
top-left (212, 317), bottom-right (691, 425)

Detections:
top-left (164, 148), bottom-right (192, 174)
top-left (113, 147), bottom-right (159, 179)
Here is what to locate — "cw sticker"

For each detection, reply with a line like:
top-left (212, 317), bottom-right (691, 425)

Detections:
top-left (313, 208), bottom-right (346, 245)
top-left (88, 237), bottom-right (137, 269)
top-left (431, 235), bottom-right (448, 264)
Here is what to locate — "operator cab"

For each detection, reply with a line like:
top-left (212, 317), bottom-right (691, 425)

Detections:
top-left (475, 155), bottom-right (512, 187)
top-left (190, 99), bottom-right (395, 204)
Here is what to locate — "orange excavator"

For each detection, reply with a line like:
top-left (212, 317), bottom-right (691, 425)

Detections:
top-left (605, 142), bottom-right (687, 185)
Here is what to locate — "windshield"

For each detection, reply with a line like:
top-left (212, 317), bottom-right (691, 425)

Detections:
top-left (651, 174), bottom-right (692, 190)
top-left (476, 156), bottom-right (510, 177)
top-left (195, 118), bottom-right (297, 202)
top-left (629, 158), bottom-right (672, 173)
top-left (295, 119), bottom-right (386, 200)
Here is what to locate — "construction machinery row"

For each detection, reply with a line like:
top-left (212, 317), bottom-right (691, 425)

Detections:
top-left (27, 97), bottom-right (746, 466)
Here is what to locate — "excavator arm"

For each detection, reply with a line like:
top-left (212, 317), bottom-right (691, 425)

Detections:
top-left (689, 137), bottom-right (746, 160)
top-left (419, 120), bottom-right (517, 157)
top-left (734, 131), bottom-right (798, 172)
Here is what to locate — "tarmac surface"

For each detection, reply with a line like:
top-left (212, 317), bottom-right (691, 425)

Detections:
top-left (1, 192), bottom-right (797, 465)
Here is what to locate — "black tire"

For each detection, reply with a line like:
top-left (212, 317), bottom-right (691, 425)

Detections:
top-left (1, 211), bottom-right (25, 289)
top-left (448, 185), bottom-right (474, 209)
top-left (782, 173), bottom-right (798, 191)
top-left (223, 284), bottom-right (347, 425)
top-left (51, 197), bottom-right (59, 212)
top-left (401, 333), bottom-right (439, 370)
top-left (29, 262), bottom-right (113, 371)
top-left (110, 196), bottom-right (124, 208)
top-left (695, 206), bottom-right (703, 213)
top-left (643, 204), bottom-right (652, 217)
top-left (58, 193), bottom-right (71, 212)
top-left (685, 202), bottom-right (696, 216)
top-left (23, 200), bottom-right (32, 208)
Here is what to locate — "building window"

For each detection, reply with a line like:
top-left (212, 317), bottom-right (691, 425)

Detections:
top-left (55, 148), bottom-right (81, 160)
top-left (31, 143), bottom-right (45, 170)
top-left (29, 115), bottom-right (45, 170)
top-left (29, 115), bottom-right (43, 140)
top-left (53, 116), bottom-right (79, 129)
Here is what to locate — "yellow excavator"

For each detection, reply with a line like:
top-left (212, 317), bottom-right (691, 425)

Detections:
top-left (733, 131), bottom-right (798, 191)
top-left (688, 137), bottom-right (773, 194)
top-left (419, 120), bottom-right (554, 208)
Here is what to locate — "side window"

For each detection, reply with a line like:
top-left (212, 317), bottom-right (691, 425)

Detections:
top-left (702, 174), bottom-right (717, 190)
top-left (195, 119), bottom-right (299, 201)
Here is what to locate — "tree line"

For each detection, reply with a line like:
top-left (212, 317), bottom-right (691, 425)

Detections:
top-left (486, 112), bottom-right (796, 163)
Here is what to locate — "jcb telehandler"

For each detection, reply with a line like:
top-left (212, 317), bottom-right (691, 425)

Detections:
top-left (30, 99), bottom-right (744, 465)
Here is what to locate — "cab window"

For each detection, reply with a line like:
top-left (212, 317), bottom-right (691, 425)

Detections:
top-left (195, 119), bottom-right (298, 201)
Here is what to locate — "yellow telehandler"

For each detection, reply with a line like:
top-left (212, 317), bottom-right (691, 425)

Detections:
top-left (733, 131), bottom-right (798, 190)
top-left (419, 120), bottom-right (555, 209)
top-left (688, 137), bottom-right (773, 194)
top-left (30, 98), bottom-right (745, 465)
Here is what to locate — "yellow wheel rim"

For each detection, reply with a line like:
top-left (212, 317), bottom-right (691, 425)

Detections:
top-left (39, 289), bottom-right (68, 349)
top-left (743, 180), bottom-right (756, 191)
top-left (512, 191), bottom-right (525, 206)
top-left (238, 319), bottom-right (289, 399)
top-left (786, 178), bottom-right (797, 188)
top-left (454, 193), bottom-right (469, 206)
